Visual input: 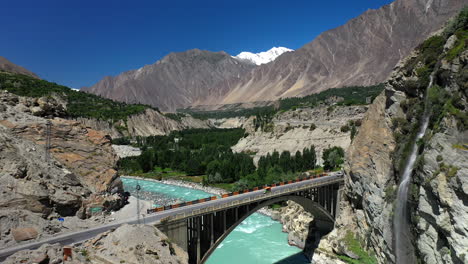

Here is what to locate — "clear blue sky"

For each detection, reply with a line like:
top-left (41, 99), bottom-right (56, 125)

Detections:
top-left (2, 0), bottom-right (394, 88)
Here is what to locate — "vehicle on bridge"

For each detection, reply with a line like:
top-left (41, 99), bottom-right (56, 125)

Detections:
top-left (263, 186), bottom-right (272, 194)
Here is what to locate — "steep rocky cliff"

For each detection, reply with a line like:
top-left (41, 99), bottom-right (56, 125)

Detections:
top-left (76, 109), bottom-right (211, 139)
top-left (316, 11), bottom-right (468, 264)
top-left (231, 105), bottom-right (367, 165)
top-left (410, 37), bottom-right (468, 264)
top-left (0, 91), bottom-right (126, 248)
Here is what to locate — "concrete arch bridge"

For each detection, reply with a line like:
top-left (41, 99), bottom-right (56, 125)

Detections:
top-left (154, 173), bottom-right (344, 264)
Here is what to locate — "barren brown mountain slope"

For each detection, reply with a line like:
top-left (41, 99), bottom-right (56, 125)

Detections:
top-left (200, 0), bottom-right (466, 105)
top-left (83, 49), bottom-right (255, 111)
top-left (0, 56), bottom-right (39, 79)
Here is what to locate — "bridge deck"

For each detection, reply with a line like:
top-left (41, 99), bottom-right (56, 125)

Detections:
top-left (156, 174), bottom-right (343, 223)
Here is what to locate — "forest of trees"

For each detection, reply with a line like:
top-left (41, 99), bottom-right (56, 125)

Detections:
top-left (230, 147), bottom-right (319, 189)
top-left (118, 129), bottom-right (255, 182)
top-left (0, 72), bottom-right (154, 121)
top-left (117, 128), bottom-right (345, 190)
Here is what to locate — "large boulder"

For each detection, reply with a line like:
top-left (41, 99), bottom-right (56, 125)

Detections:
top-left (80, 224), bottom-right (188, 264)
top-left (11, 227), bottom-right (38, 242)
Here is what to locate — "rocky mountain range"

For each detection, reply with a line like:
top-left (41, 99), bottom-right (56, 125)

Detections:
top-left (84, 0), bottom-right (465, 111)
top-left (0, 56), bottom-right (39, 79)
top-left (82, 49), bottom-right (256, 111)
top-left (205, 0), bottom-right (466, 105)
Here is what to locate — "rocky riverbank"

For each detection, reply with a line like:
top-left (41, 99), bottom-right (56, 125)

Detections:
top-left (271, 201), bottom-right (313, 249)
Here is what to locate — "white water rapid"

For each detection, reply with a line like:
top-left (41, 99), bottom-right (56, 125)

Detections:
top-left (394, 75), bottom-right (433, 264)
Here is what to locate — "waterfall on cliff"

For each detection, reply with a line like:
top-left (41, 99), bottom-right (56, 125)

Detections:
top-left (393, 75), bottom-right (433, 264)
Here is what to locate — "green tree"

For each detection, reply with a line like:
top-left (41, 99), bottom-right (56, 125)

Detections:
top-left (302, 146), bottom-right (317, 170)
top-left (138, 149), bottom-right (155, 173)
top-left (185, 157), bottom-right (201, 175)
top-left (279, 151), bottom-right (291, 172)
top-left (294, 150), bottom-right (303, 172)
top-left (322, 146), bottom-right (345, 171)
top-left (206, 160), bottom-right (222, 183)
top-left (265, 165), bottom-right (284, 184)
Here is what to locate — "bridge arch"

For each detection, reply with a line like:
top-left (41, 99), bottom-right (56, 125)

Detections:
top-left (200, 195), bottom-right (335, 263)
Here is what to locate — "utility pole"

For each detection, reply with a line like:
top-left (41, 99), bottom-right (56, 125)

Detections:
top-left (45, 120), bottom-right (52, 163)
top-left (136, 182), bottom-right (141, 224)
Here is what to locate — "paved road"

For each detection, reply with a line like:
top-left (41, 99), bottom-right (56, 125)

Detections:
top-left (0, 173), bottom-right (342, 261)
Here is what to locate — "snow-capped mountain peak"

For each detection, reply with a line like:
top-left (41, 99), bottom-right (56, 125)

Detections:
top-left (234, 47), bottom-right (293, 65)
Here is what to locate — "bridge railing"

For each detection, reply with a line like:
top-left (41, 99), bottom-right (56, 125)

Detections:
top-left (147, 173), bottom-right (336, 214)
top-left (156, 177), bottom-right (343, 222)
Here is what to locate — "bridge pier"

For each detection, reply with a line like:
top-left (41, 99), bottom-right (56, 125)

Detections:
top-left (334, 182), bottom-right (345, 219)
top-left (196, 217), bottom-right (201, 263)
top-left (157, 219), bottom-right (188, 251)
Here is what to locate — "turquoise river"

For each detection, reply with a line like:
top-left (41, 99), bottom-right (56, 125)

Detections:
top-left (122, 178), bottom-right (310, 264)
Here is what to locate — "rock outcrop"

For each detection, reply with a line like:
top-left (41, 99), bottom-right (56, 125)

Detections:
top-left (415, 115), bottom-right (468, 264)
top-left (3, 224), bottom-right (188, 264)
top-left (112, 144), bottom-right (142, 158)
top-left (0, 91), bottom-right (126, 248)
top-left (209, 116), bottom-right (249, 129)
top-left (76, 109), bottom-right (212, 138)
top-left (125, 109), bottom-right (211, 137)
top-left (271, 201), bottom-right (314, 248)
top-left (411, 50), bottom-right (468, 264)
top-left (232, 105), bottom-right (367, 165)
top-left (9, 119), bottom-right (122, 193)
top-left (328, 93), bottom-right (397, 261)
